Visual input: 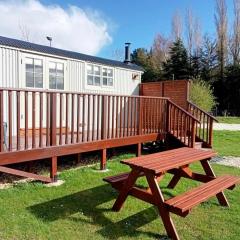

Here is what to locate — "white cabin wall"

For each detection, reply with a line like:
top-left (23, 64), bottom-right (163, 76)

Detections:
top-left (66, 60), bottom-right (84, 92)
top-left (0, 47), bottom-right (19, 88)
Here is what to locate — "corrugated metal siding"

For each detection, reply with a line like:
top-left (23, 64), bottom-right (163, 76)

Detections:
top-left (0, 46), bottom-right (141, 138)
top-left (0, 47), bottom-right (19, 87)
top-left (66, 60), bottom-right (84, 92)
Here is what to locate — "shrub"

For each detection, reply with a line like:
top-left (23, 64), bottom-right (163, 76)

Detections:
top-left (189, 79), bottom-right (217, 112)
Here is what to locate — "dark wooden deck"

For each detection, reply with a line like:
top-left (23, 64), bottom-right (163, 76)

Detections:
top-left (0, 87), bottom-right (215, 182)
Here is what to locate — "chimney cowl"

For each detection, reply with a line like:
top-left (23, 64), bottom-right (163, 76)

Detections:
top-left (124, 42), bottom-right (131, 64)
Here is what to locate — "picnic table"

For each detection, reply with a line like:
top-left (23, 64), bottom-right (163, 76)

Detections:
top-left (104, 147), bottom-right (240, 240)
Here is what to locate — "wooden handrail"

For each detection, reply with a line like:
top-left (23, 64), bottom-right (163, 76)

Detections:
top-left (167, 100), bottom-right (198, 148)
top-left (187, 101), bottom-right (216, 148)
top-left (168, 100), bottom-right (200, 123)
top-left (0, 87), bottom-right (169, 100)
top-left (187, 101), bottom-right (218, 122)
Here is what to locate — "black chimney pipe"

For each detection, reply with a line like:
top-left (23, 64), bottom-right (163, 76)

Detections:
top-left (124, 42), bottom-right (131, 64)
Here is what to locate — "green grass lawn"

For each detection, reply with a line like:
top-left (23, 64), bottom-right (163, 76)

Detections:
top-left (213, 130), bottom-right (240, 156)
top-left (0, 154), bottom-right (239, 240)
top-left (216, 116), bottom-right (240, 124)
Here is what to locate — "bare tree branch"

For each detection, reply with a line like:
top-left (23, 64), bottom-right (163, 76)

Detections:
top-left (229, 0), bottom-right (240, 64)
top-left (172, 11), bottom-right (183, 41)
top-left (185, 8), bottom-right (194, 56)
top-left (18, 21), bottom-right (31, 42)
top-left (215, 0), bottom-right (228, 78)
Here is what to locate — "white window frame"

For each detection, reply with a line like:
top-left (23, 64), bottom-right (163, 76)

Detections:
top-left (102, 67), bottom-right (114, 87)
top-left (85, 63), bottom-right (114, 90)
top-left (48, 61), bottom-right (65, 90)
top-left (23, 53), bottom-right (45, 89)
top-left (46, 58), bottom-right (67, 91)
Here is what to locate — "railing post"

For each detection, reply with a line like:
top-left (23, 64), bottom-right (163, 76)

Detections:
top-left (138, 97), bottom-right (143, 135)
top-left (0, 90), bottom-right (3, 152)
top-left (101, 95), bottom-right (107, 140)
top-left (191, 118), bottom-right (196, 148)
top-left (209, 118), bottom-right (213, 148)
top-left (100, 96), bottom-right (107, 170)
top-left (50, 92), bottom-right (57, 146)
top-left (166, 100), bottom-right (170, 133)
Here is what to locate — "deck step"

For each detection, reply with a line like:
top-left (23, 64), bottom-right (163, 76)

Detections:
top-left (165, 175), bottom-right (240, 216)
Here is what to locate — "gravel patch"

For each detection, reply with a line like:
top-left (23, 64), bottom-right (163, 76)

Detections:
top-left (213, 123), bottom-right (240, 131)
top-left (211, 156), bottom-right (240, 168)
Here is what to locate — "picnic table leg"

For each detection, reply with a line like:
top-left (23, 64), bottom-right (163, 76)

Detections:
top-left (146, 173), bottom-right (180, 240)
top-left (167, 173), bottom-right (181, 189)
top-left (167, 165), bottom-right (191, 189)
top-left (112, 169), bottom-right (141, 212)
top-left (201, 159), bottom-right (229, 207)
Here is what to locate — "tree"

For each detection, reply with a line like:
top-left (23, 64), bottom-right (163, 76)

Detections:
top-left (163, 39), bottom-right (190, 80)
top-left (185, 8), bottom-right (194, 57)
top-left (189, 79), bottom-right (217, 112)
top-left (111, 48), bottom-right (124, 61)
top-left (215, 0), bottom-right (228, 79)
top-left (229, 0), bottom-right (240, 65)
top-left (223, 64), bottom-right (240, 115)
top-left (199, 35), bottom-right (218, 83)
top-left (151, 34), bottom-right (171, 75)
top-left (171, 11), bottom-right (183, 41)
top-left (131, 48), bottom-right (160, 81)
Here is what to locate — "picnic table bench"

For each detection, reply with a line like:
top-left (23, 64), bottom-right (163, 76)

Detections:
top-left (103, 147), bottom-right (240, 240)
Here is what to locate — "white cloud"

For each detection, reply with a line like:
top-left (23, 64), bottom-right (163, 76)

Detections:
top-left (0, 0), bottom-right (112, 55)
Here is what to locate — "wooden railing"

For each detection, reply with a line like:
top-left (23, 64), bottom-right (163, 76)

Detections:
top-left (167, 100), bottom-right (200, 148)
top-left (0, 87), bottom-right (169, 153)
top-left (187, 101), bottom-right (218, 148)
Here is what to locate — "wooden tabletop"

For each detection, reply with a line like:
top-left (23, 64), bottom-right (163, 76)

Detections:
top-left (121, 147), bottom-right (217, 174)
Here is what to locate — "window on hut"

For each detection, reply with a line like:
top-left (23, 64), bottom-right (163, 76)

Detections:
top-left (25, 58), bottom-right (43, 88)
top-left (49, 62), bottom-right (64, 90)
top-left (87, 64), bottom-right (113, 87)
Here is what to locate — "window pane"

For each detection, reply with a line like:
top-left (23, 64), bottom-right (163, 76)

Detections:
top-left (35, 74), bottom-right (43, 88)
top-left (57, 77), bottom-right (64, 90)
top-left (34, 59), bottom-right (42, 66)
top-left (102, 68), bottom-right (107, 76)
top-left (103, 77), bottom-right (108, 85)
top-left (94, 76), bottom-right (100, 86)
top-left (87, 65), bottom-right (93, 74)
top-left (94, 66), bottom-right (100, 75)
top-left (49, 62), bottom-right (56, 69)
top-left (108, 69), bottom-right (113, 77)
top-left (57, 68), bottom-right (64, 77)
top-left (35, 64), bottom-right (43, 74)
top-left (26, 58), bottom-right (34, 72)
top-left (57, 63), bottom-right (63, 70)
top-left (26, 72), bottom-right (34, 87)
top-left (87, 75), bottom-right (93, 85)
top-left (49, 68), bottom-right (56, 75)
top-left (49, 75), bottom-right (56, 89)
top-left (108, 78), bottom-right (113, 86)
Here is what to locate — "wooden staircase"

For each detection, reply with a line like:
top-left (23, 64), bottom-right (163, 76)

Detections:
top-left (166, 100), bottom-right (217, 149)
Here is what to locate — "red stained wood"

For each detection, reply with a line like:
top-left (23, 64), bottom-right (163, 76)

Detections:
top-left (50, 93), bottom-right (57, 146)
top-left (0, 91), bottom-right (3, 152)
top-left (16, 91), bottom-right (20, 150)
top-left (165, 175), bottom-right (240, 214)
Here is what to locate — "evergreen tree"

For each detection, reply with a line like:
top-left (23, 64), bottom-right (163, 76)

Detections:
top-left (131, 48), bottom-right (162, 82)
top-left (163, 39), bottom-right (190, 79)
top-left (199, 36), bottom-right (218, 83)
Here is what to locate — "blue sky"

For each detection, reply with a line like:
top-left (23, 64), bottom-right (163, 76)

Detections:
top-left (50, 0), bottom-right (234, 58)
top-left (0, 0), bottom-right (235, 59)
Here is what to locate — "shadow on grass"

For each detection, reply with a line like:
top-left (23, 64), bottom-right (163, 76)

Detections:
top-left (28, 184), bottom-right (169, 239)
